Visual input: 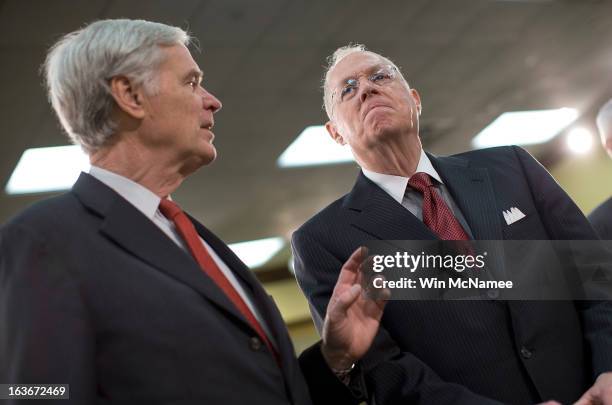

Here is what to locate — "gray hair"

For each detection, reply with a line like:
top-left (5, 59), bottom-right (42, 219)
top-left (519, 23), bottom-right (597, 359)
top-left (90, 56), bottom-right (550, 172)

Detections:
top-left (596, 98), bottom-right (612, 142)
top-left (44, 19), bottom-right (191, 153)
top-left (322, 44), bottom-right (407, 120)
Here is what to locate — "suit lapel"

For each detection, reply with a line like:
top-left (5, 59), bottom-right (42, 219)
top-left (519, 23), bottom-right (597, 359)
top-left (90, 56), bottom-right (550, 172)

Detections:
top-left (191, 218), bottom-right (261, 292)
top-left (191, 219), bottom-right (293, 349)
top-left (191, 218), bottom-right (300, 396)
top-left (429, 153), bottom-right (509, 282)
top-left (428, 153), bottom-right (503, 240)
top-left (343, 152), bottom-right (504, 242)
top-left (344, 171), bottom-right (438, 241)
top-left (71, 173), bottom-right (253, 332)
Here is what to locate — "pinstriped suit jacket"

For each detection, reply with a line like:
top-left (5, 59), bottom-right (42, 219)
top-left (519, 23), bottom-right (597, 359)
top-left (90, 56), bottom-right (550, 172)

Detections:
top-left (292, 145), bottom-right (612, 405)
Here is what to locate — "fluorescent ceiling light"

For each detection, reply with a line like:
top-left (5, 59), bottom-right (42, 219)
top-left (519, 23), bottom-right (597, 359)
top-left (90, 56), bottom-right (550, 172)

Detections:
top-left (472, 108), bottom-right (579, 149)
top-left (566, 127), bottom-right (593, 154)
top-left (277, 125), bottom-right (354, 168)
top-left (6, 145), bottom-right (90, 195)
top-left (228, 237), bottom-right (285, 269)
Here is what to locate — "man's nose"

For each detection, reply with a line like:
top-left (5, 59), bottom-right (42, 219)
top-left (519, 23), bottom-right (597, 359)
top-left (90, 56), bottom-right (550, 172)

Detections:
top-left (359, 80), bottom-right (379, 103)
top-left (202, 89), bottom-right (222, 113)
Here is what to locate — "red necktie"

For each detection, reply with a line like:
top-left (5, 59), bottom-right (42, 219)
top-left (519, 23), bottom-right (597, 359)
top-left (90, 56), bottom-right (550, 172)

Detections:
top-left (158, 199), bottom-right (279, 362)
top-left (408, 172), bottom-right (470, 240)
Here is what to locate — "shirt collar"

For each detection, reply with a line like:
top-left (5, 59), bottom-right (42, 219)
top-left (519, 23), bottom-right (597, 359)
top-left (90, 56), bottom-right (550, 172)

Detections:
top-left (362, 149), bottom-right (443, 205)
top-left (88, 165), bottom-right (161, 219)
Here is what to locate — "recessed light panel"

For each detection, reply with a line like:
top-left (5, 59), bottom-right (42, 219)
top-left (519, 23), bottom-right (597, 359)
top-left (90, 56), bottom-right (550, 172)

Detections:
top-left (6, 145), bottom-right (89, 195)
top-left (277, 125), bottom-right (354, 168)
top-left (472, 108), bottom-right (579, 149)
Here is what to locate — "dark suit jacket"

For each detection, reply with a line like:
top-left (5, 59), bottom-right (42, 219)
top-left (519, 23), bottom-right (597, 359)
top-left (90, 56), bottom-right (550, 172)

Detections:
top-left (589, 196), bottom-right (612, 239)
top-left (292, 146), bottom-right (612, 405)
top-left (0, 173), bottom-right (362, 405)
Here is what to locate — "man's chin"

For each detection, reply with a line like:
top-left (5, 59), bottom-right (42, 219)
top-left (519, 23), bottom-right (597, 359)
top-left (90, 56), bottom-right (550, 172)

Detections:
top-left (200, 148), bottom-right (217, 166)
top-left (369, 122), bottom-right (399, 139)
top-left (182, 147), bottom-right (217, 174)
top-left (368, 119), bottom-right (416, 140)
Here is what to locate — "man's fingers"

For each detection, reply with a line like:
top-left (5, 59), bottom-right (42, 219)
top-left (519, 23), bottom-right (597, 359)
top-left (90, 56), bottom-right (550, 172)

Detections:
top-left (343, 247), bottom-right (367, 274)
top-left (376, 286), bottom-right (392, 302)
top-left (335, 247), bottom-right (367, 287)
top-left (330, 284), bottom-right (361, 317)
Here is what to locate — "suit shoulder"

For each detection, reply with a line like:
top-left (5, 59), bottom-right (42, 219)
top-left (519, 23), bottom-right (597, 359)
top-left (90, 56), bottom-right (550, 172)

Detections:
top-left (589, 196), bottom-right (612, 215)
top-left (1, 193), bottom-right (82, 235)
top-left (589, 197), bottom-right (612, 225)
top-left (451, 145), bottom-right (523, 160)
top-left (293, 196), bottom-right (348, 239)
top-left (449, 145), bottom-right (537, 169)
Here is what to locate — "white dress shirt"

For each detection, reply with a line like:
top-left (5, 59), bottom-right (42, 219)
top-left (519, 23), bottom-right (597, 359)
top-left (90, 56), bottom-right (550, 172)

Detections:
top-left (88, 165), bottom-right (274, 342)
top-left (362, 149), bottom-right (473, 237)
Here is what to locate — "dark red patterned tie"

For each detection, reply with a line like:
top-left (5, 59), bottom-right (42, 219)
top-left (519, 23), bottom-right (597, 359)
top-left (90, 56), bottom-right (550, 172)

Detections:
top-left (408, 172), bottom-right (470, 240)
top-left (158, 199), bottom-right (279, 363)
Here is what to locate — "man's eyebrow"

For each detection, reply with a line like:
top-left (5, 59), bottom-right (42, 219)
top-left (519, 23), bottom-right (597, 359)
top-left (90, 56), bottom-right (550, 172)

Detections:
top-left (183, 69), bottom-right (203, 81)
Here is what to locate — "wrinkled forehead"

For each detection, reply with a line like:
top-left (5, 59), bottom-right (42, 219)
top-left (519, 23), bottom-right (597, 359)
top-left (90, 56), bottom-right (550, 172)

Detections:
top-left (158, 43), bottom-right (199, 71)
top-left (328, 51), bottom-right (396, 87)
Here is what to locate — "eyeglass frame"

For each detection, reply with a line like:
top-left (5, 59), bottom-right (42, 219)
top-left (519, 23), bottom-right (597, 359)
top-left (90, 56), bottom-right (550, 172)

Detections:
top-left (329, 64), bottom-right (399, 118)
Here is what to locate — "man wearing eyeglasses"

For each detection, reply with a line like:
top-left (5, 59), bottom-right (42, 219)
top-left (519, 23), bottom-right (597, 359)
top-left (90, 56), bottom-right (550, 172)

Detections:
top-left (292, 45), bottom-right (612, 405)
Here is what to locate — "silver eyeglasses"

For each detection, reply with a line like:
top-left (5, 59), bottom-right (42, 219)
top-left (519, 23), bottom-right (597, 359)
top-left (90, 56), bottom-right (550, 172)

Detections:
top-left (330, 65), bottom-right (398, 117)
top-left (332, 65), bottom-right (397, 101)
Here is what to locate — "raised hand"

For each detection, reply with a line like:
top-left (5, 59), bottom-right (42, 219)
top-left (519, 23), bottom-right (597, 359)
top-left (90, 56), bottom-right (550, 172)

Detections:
top-left (321, 247), bottom-right (389, 370)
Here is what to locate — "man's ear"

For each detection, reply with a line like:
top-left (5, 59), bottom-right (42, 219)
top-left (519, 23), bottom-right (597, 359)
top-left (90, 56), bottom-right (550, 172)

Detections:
top-left (411, 88), bottom-right (422, 116)
top-left (109, 75), bottom-right (146, 120)
top-left (325, 121), bottom-right (346, 145)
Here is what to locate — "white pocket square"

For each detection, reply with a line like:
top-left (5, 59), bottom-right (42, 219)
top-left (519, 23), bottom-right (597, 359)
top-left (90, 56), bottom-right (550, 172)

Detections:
top-left (502, 207), bottom-right (526, 225)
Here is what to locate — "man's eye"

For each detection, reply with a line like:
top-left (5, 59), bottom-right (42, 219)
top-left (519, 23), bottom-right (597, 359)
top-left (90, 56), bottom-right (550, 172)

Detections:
top-left (340, 80), bottom-right (358, 99)
top-left (341, 85), bottom-right (355, 97)
top-left (372, 73), bottom-right (389, 82)
top-left (188, 79), bottom-right (200, 89)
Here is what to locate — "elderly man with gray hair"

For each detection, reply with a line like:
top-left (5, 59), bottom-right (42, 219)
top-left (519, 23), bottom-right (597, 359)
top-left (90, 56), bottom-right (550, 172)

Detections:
top-left (0, 20), bottom-right (387, 404)
top-left (292, 44), bottom-right (612, 405)
top-left (589, 99), bottom-right (612, 239)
